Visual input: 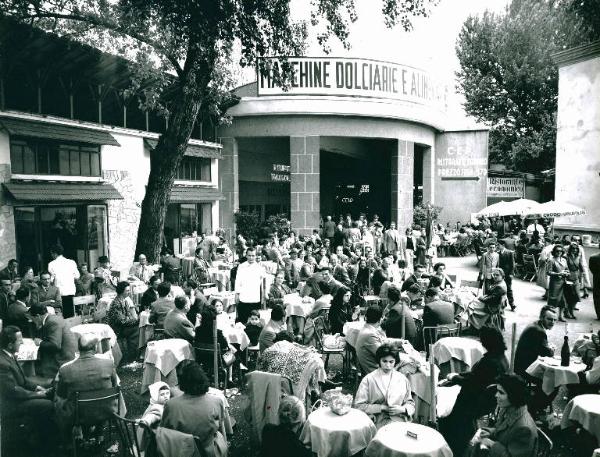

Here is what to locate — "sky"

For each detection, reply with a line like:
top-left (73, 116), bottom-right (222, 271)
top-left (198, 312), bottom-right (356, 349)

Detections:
top-left (238, 0), bottom-right (511, 129)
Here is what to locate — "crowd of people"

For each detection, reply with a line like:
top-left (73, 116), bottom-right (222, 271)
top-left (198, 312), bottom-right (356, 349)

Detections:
top-left (0, 211), bottom-right (598, 457)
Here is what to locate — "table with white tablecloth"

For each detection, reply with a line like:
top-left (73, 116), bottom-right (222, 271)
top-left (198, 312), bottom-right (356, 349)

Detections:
top-left (284, 293), bottom-right (315, 318)
top-left (17, 338), bottom-right (39, 376)
top-left (431, 336), bottom-right (485, 378)
top-left (300, 407), bottom-right (376, 457)
top-left (140, 338), bottom-right (195, 394)
top-left (526, 356), bottom-right (586, 395)
top-left (70, 323), bottom-right (122, 366)
top-left (216, 318), bottom-right (250, 351)
top-left (561, 394), bottom-right (600, 443)
top-left (365, 422), bottom-right (453, 457)
top-left (209, 267), bottom-right (232, 291)
top-left (407, 365), bottom-right (460, 423)
top-left (138, 310), bottom-right (154, 349)
top-left (343, 321), bottom-right (365, 348)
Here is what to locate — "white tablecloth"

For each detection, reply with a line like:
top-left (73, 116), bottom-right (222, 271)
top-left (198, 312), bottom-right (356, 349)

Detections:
top-left (432, 337), bottom-right (484, 372)
top-left (141, 338), bottom-right (194, 394)
top-left (138, 310), bottom-right (154, 349)
top-left (16, 338), bottom-right (39, 361)
top-left (70, 323), bottom-right (117, 347)
top-left (561, 394), bottom-right (600, 443)
top-left (209, 267), bottom-right (231, 291)
top-left (407, 365), bottom-right (460, 423)
top-left (219, 323), bottom-right (250, 351)
top-left (526, 357), bottom-right (587, 395)
top-left (284, 293), bottom-right (315, 318)
top-left (365, 422), bottom-right (453, 457)
top-left (343, 321), bottom-right (365, 348)
top-left (300, 407), bottom-right (376, 457)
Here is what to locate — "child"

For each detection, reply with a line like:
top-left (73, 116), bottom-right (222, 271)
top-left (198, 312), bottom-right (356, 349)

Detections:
top-left (244, 309), bottom-right (263, 346)
top-left (213, 299), bottom-right (233, 329)
top-left (137, 381), bottom-right (170, 448)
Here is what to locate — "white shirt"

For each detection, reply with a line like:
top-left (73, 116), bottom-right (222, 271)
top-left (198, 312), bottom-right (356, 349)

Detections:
top-left (234, 261), bottom-right (264, 303)
top-left (48, 255), bottom-right (80, 296)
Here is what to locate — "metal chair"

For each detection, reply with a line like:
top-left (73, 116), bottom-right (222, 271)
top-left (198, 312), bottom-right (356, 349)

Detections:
top-left (72, 295), bottom-right (96, 320)
top-left (535, 426), bottom-right (553, 457)
top-left (112, 413), bottom-right (154, 457)
top-left (313, 315), bottom-right (346, 372)
top-left (194, 342), bottom-right (231, 394)
top-left (246, 344), bottom-right (260, 371)
top-left (422, 323), bottom-right (462, 353)
top-left (522, 254), bottom-right (538, 282)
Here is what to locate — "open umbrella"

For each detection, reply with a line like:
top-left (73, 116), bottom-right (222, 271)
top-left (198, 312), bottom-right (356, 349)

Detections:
top-left (476, 201), bottom-right (511, 217)
top-left (529, 201), bottom-right (586, 218)
top-left (501, 198), bottom-right (543, 216)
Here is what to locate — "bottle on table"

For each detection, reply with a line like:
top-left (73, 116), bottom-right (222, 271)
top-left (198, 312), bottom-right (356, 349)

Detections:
top-left (561, 335), bottom-right (570, 367)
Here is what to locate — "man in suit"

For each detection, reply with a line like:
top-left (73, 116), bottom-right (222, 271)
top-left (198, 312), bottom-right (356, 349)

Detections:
top-left (497, 240), bottom-right (516, 311)
top-left (422, 288), bottom-right (454, 328)
top-left (590, 252), bottom-right (600, 320)
top-left (6, 287), bottom-right (33, 337)
top-left (149, 281), bottom-right (175, 328)
top-left (383, 222), bottom-right (403, 258)
top-left (36, 271), bottom-right (63, 314)
top-left (382, 286), bottom-right (417, 346)
top-left (28, 303), bottom-right (77, 379)
top-left (479, 240), bottom-right (499, 294)
top-left (54, 333), bottom-right (119, 433)
top-left (164, 296), bottom-right (197, 342)
top-left (356, 305), bottom-right (387, 374)
top-left (0, 259), bottom-right (19, 283)
top-left (0, 326), bottom-right (58, 454)
top-left (140, 275), bottom-right (161, 311)
top-left (129, 253), bottom-right (154, 284)
top-left (401, 264), bottom-right (428, 292)
top-left (0, 275), bottom-right (11, 320)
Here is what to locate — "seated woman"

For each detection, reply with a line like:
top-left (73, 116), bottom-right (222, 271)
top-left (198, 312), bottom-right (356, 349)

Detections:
top-left (161, 362), bottom-right (228, 457)
top-left (193, 247), bottom-right (211, 284)
top-left (328, 287), bottom-right (354, 335)
top-left (468, 268), bottom-right (507, 331)
top-left (439, 326), bottom-right (509, 457)
top-left (261, 395), bottom-right (311, 457)
top-left (194, 305), bottom-right (237, 376)
top-left (432, 262), bottom-right (455, 289)
top-left (468, 374), bottom-right (538, 457)
top-left (268, 270), bottom-right (291, 308)
top-left (354, 343), bottom-right (415, 429)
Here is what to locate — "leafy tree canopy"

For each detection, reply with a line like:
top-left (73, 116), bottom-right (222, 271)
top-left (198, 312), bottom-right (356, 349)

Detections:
top-left (455, 0), bottom-right (597, 173)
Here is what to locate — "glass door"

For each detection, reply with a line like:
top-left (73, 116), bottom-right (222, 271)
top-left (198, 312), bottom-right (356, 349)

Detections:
top-left (39, 206), bottom-right (80, 267)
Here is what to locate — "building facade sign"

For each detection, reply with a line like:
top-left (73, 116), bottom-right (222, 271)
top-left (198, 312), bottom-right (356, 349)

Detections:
top-left (436, 144), bottom-right (488, 179)
top-left (271, 163), bottom-right (290, 182)
top-left (487, 177), bottom-right (525, 198)
top-left (257, 57), bottom-right (447, 111)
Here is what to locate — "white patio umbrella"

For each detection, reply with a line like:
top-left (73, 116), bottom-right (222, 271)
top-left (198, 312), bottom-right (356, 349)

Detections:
top-left (529, 200), bottom-right (586, 218)
top-left (477, 198), bottom-right (542, 217)
top-left (476, 201), bottom-right (512, 217)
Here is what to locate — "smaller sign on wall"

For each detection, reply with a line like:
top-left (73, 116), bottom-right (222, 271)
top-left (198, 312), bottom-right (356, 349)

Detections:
top-left (271, 163), bottom-right (290, 182)
top-left (487, 177), bottom-right (525, 198)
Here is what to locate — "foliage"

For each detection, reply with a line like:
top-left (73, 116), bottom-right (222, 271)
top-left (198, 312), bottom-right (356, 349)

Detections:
top-left (455, 0), bottom-right (594, 173)
top-left (234, 211), bottom-right (261, 243)
top-left (0, 0), bottom-right (439, 262)
top-left (413, 201), bottom-right (443, 228)
top-left (261, 213), bottom-right (291, 239)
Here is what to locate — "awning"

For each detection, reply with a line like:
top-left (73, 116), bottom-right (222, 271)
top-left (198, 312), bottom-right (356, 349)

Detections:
top-left (0, 117), bottom-right (120, 146)
top-left (3, 182), bottom-right (123, 202)
top-left (145, 139), bottom-right (222, 159)
top-left (170, 186), bottom-right (225, 203)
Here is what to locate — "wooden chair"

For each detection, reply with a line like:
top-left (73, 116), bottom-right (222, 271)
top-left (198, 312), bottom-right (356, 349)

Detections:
top-left (194, 342), bottom-right (231, 394)
top-left (112, 413), bottom-right (154, 457)
top-left (535, 427), bottom-right (553, 457)
top-left (72, 386), bottom-right (121, 457)
top-left (312, 315), bottom-right (346, 372)
top-left (72, 295), bottom-right (96, 320)
top-left (422, 323), bottom-right (462, 353)
top-left (522, 254), bottom-right (538, 282)
top-left (246, 344), bottom-right (260, 371)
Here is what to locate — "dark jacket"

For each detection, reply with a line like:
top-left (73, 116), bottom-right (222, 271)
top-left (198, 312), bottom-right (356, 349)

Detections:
top-left (514, 321), bottom-right (553, 377)
top-left (37, 314), bottom-right (77, 378)
top-left (261, 424), bottom-right (311, 457)
top-left (328, 303), bottom-right (351, 335)
top-left (6, 301), bottom-right (33, 337)
top-left (422, 300), bottom-right (455, 328)
top-left (0, 291), bottom-right (10, 321)
top-left (140, 287), bottom-right (158, 311)
top-left (0, 349), bottom-right (42, 414)
top-left (498, 248), bottom-right (516, 276)
top-left (382, 303), bottom-right (417, 344)
top-left (486, 406), bottom-right (538, 457)
top-left (35, 285), bottom-right (62, 311)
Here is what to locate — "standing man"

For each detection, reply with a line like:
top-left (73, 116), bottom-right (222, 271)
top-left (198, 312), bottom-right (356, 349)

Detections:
top-left (48, 245), bottom-right (80, 318)
top-left (234, 247), bottom-right (264, 324)
top-left (322, 215), bottom-right (336, 246)
top-left (589, 251), bottom-right (600, 320)
top-left (37, 271), bottom-right (63, 314)
top-left (479, 240), bottom-right (499, 294)
top-left (383, 222), bottom-right (402, 258)
top-left (497, 240), bottom-right (516, 311)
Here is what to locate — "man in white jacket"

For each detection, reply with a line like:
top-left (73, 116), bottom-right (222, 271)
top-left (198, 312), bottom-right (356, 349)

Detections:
top-left (48, 245), bottom-right (80, 318)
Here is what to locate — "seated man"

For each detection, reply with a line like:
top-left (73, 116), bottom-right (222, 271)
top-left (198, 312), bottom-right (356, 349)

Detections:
top-left (422, 288), bottom-right (455, 328)
top-left (54, 334), bottom-right (119, 434)
top-left (382, 286), bottom-right (417, 346)
top-left (6, 287), bottom-right (33, 338)
top-left (140, 275), bottom-right (161, 311)
top-left (28, 303), bottom-right (77, 379)
top-left (94, 256), bottom-right (117, 292)
top-left (401, 264), bottom-right (428, 292)
top-left (355, 306), bottom-right (387, 374)
top-left (36, 271), bottom-right (63, 314)
top-left (0, 326), bottom-right (58, 454)
top-left (164, 296), bottom-right (197, 342)
top-left (149, 281), bottom-right (174, 328)
top-left (258, 304), bottom-right (287, 353)
top-left (129, 254), bottom-right (154, 284)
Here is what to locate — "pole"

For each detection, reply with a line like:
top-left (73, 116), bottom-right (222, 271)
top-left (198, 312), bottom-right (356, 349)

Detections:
top-left (509, 322), bottom-right (517, 372)
top-left (212, 317), bottom-right (218, 388)
top-left (429, 343), bottom-right (437, 426)
top-left (401, 305), bottom-right (406, 340)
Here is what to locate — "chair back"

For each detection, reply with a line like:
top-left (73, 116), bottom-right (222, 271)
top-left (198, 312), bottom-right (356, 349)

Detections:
top-left (523, 255), bottom-right (538, 280)
top-left (73, 295), bottom-right (96, 319)
top-left (112, 413), bottom-right (154, 457)
top-left (536, 426), bottom-right (553, 457)
top-left (422, 323), bottom-right (462, 350)
top-left (194, 342), bottom-right (228, 392)
top-left (73, 386), bottom-right (121, 427)
top-left (312, 315), bottom-right (328, 350)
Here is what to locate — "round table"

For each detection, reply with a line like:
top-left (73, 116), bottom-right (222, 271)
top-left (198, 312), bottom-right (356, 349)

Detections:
top-left (141, 338), bottom-right (194, 394)
top-left (284, 293), bottom-right (315, 318)
top-left (526, 356), bottom-right (587, 395)
top-left (209, 267), bottom-right (232, 291)
top-left (70, 323), bottom-right (122, 366)
top-left (365, 422), bottom-right (452, 457)
top-left (431, 336), bottom-right (485, 377)
top-left (561, 394), bottom-right (600, 443)
top-left (300, 407), bottom-right (376, 457)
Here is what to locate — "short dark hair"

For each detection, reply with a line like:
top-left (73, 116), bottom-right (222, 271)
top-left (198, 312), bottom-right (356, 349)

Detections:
top-left (397, 259), bottom-right (407, 268)
top-left (433, 262), bottom-right (445, 272)
top-left (424, 288), bottom-right (439, 299)
top-left (387, 285), bottom-right (401, 304)
top-left (7, 259), bottom-right (17, 266)
top-left (174, 296), bottom-right (188, 310)
top-left (271, 304), bottom-right (285, 321)
top-left (365, 305), bottom-right (383, 324)
top-left (50, 245), bottom-right (64, 256)
top-left (551, 245), bottom-right (564, 256)
top-left (479, 326), bottom-right (507, 354)
top-left (0, 325), bottom-right (21, 349)
top-left (274, 330), bottom-right (295, 343)
top-left (428, 276), bottom-right (443, 288)
top-left (39, 271), bottom-right (51, 279)
top-left (375, 343), bottom-right (399, 364)
top-left (28, 303), bottom-right (48, 316)
top-left (179, 361), bottom-right (210, 395)
top-left (539, 305), bottom-right (556, 319)
top-left (15, 287), bottom-right (30, 301)
top-left (496, 373), bottom-right (528, 407)
top-left (157, 282), bottom-right (172, 297)
top-left (116, 281), bottom-right (130, 295)
top-left (407, 283), bottom-right (423, 295)
top-left (248, 309), bottom-right (260, 319)
top-left (149, 275), bottom-right (160, 285)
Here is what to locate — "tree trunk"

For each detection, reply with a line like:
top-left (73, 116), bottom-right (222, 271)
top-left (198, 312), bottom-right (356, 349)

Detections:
top-left (134, 67), bottom-right (205, 263)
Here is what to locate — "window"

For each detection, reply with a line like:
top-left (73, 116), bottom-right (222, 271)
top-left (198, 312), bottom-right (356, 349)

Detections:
top-left (176, 157), bottom-right (211, 181)
top-left (10, 137), bottom-right (101, 176)
top-left (164, 202), bottom-right (213, 255)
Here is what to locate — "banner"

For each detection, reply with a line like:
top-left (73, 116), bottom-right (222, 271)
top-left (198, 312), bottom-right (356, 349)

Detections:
top-left (487, 177), bottom-right (525, 198)
top-left (257, 57), bottom-right (447, 111)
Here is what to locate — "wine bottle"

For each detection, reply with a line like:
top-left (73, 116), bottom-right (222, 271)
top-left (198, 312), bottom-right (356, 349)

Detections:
top-left (561, 335), bottom-right (570, 367)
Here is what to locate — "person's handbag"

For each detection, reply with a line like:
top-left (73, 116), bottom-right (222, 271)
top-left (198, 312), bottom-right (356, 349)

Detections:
top-left (222, 351), bottom-right (236, 367)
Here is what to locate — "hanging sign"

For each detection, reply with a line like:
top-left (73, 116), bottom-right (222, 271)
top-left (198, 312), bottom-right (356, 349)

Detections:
top-left (487, 177), bottom-right (525, 198)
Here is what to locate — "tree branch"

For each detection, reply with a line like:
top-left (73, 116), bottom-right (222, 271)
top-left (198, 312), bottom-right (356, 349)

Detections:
top-left (17, 10), bottom-right (184, 78)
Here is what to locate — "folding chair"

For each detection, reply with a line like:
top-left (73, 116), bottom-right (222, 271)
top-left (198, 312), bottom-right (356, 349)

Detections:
top-left (522, 254), bottom-right (538, 282)
top-left (422, 323), bottom-right (462, 353)
top-left (112, 413), bottom-right (154, 457)
top-left (73, 295), bottom-right (96, 321)
top-left (536, 427), bottom-right (553, 457)
top-left (313, 315), bottom-right (346, 373)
